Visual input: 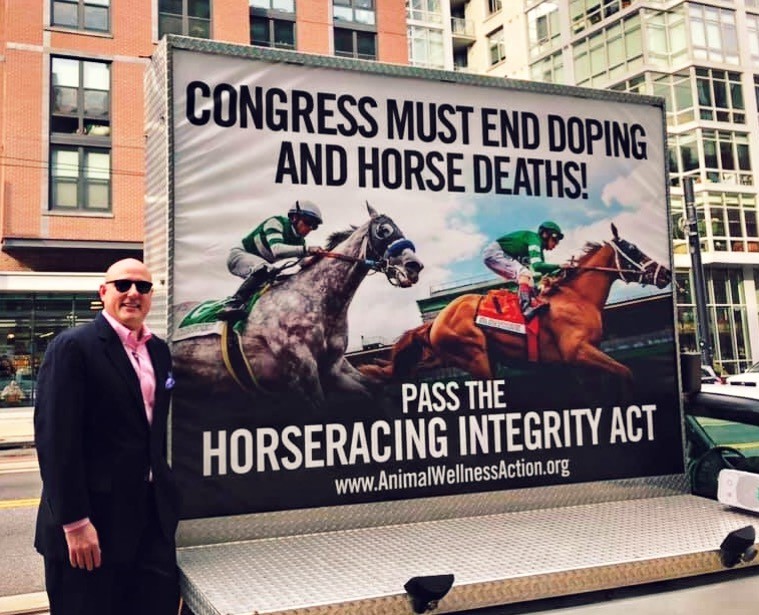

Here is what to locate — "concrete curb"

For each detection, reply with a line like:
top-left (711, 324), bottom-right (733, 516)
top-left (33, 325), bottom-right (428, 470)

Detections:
top-left (0, 442), bottom-right (34, 451)
top-left (0, 592), bottom-right (48, 615)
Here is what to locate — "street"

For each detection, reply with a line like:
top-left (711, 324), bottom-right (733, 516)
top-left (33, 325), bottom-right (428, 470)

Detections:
top-left (0, 447), bottom-right (44, 597)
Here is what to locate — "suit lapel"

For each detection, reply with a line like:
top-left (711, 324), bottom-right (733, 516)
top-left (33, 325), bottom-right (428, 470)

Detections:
top-left (95, 314), bottom-right (148, 422)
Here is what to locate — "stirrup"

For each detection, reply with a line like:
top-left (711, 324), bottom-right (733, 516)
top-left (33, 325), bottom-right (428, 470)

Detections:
top-left (522, 301), bottom-right (548, 322)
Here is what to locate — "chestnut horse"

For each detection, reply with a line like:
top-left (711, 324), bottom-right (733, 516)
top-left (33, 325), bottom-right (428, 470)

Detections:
top-left (360, 223), bottom-right (671, 383)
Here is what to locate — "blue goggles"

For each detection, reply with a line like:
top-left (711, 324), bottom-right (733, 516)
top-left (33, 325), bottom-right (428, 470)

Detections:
top-left (386, 238), bottom-right (416, 258)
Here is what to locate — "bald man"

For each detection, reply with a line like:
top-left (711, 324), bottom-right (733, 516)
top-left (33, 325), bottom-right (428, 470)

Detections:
top-left (34, 259), bottom-right (180, 615)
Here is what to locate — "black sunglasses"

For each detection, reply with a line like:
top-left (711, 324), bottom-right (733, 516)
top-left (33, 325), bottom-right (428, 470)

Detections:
top-left (106, 279), bottom-right (153, 294)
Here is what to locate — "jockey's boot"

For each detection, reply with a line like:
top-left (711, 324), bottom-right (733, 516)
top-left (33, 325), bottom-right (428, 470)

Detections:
top-left (217, 267), bottom-right (269, 322)
top-left (519, 285), bottom-right (548, 322)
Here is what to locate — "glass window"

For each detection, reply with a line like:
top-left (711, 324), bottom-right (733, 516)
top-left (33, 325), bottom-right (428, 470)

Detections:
top-left (251, 0), bottom-right (295, 11)
top-left (273, 20), bottom-right (295, 47)
top-left (251, 17), bottom-right (268, 42)
top-left (527, 2), bottom-right (560, 58)
top-left (488, 27), bottom-right (505, 65)
top-left (0, 293), bottom-right (100, 408)
top-left (85, 150), bottom-right (110, 209)
top-left (703, 192), bottom-right (757, 254)
top-left (51, 58), bottom-right (80, 116)
top-left (747, 15), bottom-right (759, 68)
top-left (673, 74), bottom-right (695, 124)
top-left (569, 0), bottom-right (634, 35)
top-left (50, 57), bottom-right (111, 212)
top-left (571, 14), bottom-right (641, 87)
top-left (51, 147), bottom-right (111, 211)
top-left (333, 0), bottom-right (375, 25)
top-left (250, 0), bottom-right (296, 48)
top-left (607, 31), bottom-right (625, 67)
top-left (356, 30), bottom-right (376, 57)
top-left (158, 0), bottom-right (210, 39)
top-left (710, 269), bottom-right (748, 371)
top-left (52, 0), bottom-right (109, 32)
top-left (407, 0), bottom-right (442, 23)
top-left (670, 129), bottom-right (753, 188)
top-left (644, 5), bottom-right (688, 68)
top-left (334, 28), bottom-right (376, 60)
top-left (696, 68), bottom-right (745, 124)
top-left (408, 26), bottom-right (444, 69)
top-left (676, 267), bottom-right (750, 375)
top-left (529, 51), bottom-right (564, 84)
top-left (689, 4), bottom-right (738, 65)
top-left (52, 58), bottom-right (110, 131)
top-left (702, 130), bottom-right (753, 187)
top-left (51, 149), bottom-right (79, 208)
top-left (251, 16), bottom-right (295, 48)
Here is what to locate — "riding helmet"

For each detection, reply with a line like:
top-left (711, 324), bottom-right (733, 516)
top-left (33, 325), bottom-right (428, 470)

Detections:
top-left (289, 200), bottom-right (323, 226)
top-left (539, 220), bottom-right (564, 240)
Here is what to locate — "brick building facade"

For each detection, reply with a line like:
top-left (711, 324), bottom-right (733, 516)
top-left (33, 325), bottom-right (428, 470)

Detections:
top-left (0, 0), bottom-right (406, 404)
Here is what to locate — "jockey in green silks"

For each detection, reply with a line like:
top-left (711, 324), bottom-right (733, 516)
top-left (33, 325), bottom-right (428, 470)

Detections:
top-left (217, 200), bottom-right (324, 322)
top-left (483, 221), bottom-right (564, 321)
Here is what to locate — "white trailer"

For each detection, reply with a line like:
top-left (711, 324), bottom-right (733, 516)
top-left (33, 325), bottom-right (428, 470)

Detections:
top-left (144, 36), bottom-right (759, 615)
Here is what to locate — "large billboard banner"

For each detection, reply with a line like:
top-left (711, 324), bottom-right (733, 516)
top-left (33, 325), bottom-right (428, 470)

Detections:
top-left (169, 48), bottom-right (681, 519)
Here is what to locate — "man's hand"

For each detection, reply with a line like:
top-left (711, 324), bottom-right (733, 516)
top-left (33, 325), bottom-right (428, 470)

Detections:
top-left (307, 246), bottom-right (324, 255)
top-left (65, 520), bottom-right (101, 571)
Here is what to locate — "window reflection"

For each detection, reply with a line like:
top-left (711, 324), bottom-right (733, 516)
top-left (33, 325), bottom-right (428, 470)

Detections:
top-left (0, 293), bottom-right (98, 407)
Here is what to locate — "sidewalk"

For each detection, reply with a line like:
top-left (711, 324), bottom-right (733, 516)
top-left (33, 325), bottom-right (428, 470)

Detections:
top-left (0, 449), bottom-right (38, 476)
top-left (0, 407), bottom-right (33, 449)
top-left (0, 593), bottom-right (48, 615)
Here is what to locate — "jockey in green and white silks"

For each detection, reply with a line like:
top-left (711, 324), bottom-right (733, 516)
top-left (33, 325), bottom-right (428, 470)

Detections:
top-left (218, 200), bottom-right (324, 322)
top-left (483, 221), bottom-right (563, 321)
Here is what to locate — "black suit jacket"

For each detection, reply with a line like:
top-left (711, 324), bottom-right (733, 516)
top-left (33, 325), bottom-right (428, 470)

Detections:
top-left (34, 312), bottom-right (179, 563)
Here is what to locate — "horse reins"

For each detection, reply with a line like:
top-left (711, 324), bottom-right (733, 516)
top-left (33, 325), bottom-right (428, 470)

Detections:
top-left (312, 225), bottom-right (413, 282)
top-left (561, 242), bottom-right (659, 284)
top-left (608, 240), bottom-right (664, 285)
top-left (312, 248), bottom-right (382, 270)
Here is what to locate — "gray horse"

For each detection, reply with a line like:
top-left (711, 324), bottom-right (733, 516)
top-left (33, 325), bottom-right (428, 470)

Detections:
top-left (172, 203), bottom-right (423, 411)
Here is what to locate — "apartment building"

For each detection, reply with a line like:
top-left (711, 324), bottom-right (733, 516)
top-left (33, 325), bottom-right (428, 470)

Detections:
top-left (422, 0), bottom-right (759, 376)
top-left (0, 0), bottom-right (404, 403)
top-left (3, 0), bottom-right (756, 400)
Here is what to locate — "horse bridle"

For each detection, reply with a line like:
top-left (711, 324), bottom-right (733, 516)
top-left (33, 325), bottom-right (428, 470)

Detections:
top-left (608, 239), bottom-right (665, 286)
top-left (560, 240), bottom-right (664, 287)
top-left (316, 215), bottom-right (418, 286)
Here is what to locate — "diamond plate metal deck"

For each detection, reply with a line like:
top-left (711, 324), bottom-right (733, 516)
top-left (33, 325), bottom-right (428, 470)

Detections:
top-left (178, 495), bottom-right (759, 615)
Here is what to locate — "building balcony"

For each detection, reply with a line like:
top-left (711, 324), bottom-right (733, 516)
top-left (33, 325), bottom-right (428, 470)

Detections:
top-left (451, 16), bottom-right (475, 49)
top-left (406, 7), bottom-right (443, 25)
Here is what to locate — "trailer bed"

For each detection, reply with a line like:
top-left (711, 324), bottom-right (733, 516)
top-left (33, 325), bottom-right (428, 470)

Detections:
top-left (178, 494), bottom-right (759, 615)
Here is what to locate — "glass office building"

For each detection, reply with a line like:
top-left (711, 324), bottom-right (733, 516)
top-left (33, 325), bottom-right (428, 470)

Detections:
top-left (439, 0), bottom-right (759, 376)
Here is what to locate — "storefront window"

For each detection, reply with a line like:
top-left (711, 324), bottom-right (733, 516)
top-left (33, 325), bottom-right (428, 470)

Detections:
top-left (0, 293), bottom-right (98, 407)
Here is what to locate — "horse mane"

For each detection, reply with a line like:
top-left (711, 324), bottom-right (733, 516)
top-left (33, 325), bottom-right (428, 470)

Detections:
top-left (545, 241), bottom-right (605, 293)
top-left (325, 227), bottom-right (357, 250)
top-left (571, 241), bottom-right (603, 267)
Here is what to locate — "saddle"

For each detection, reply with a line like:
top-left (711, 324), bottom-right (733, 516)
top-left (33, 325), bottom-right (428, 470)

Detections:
top-left (174, 286), bottom-right (273, 394)
top-left (474, 289), bottom-right (541, 361)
